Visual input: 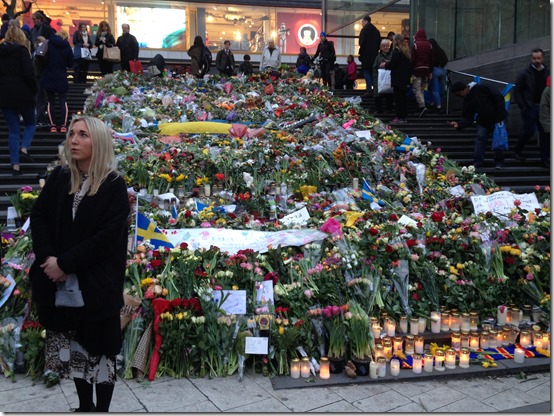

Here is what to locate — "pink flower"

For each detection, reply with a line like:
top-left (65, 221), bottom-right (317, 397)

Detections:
top-left (320, 217), bottom-right (343, 237)
top-left (304, 289), bottom-right (312, 299)
top-left (144, 287), bottom-right (154, 299)
top-left (526, 273), bottom-right (534, 281)
top-left (514, 199), bottom-right (522, 207)
top-left (332, 305), bottom-right (340, 316)
top-left (323, 307), bottom-right (332, 318)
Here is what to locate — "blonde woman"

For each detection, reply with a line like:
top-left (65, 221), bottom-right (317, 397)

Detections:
top-left (2, 25), bottom-right (30, 53)
top-left (381, 34), bottom-right (412, 123)
top-left (30, 116), bottom-right (130, 412)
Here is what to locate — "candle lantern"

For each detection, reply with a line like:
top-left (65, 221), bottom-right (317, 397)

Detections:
top-left (496, 329), bottom-right (504, 346)
top-left (204, 183), bottom-right (211, 197)
top-left (502, 327), bottom-right (512, 346)
top-left (511, 308), bottom-right (521, 326)
top-left (480, 331), bottom-right (490, 349)
top-left (497, 305), bottom-right (507, 325)
top-left (290, 358), bottom-right (301, 378)
top-left (352, 178), bottom-right (359, 190)
top-left (430, 311), bottom-right (441, 333)
top-left (450, 312), bottom-right (461, 331)
top-left (461, 331), bottom-right (470, 348)
top-left (514, 347), bottom-right (525, 364)
top-left (415, 335), bottom-right (424, 354)
top-left (405, 335), bottom-right (415, 355)
top-left (469, 332), bottom-right (480, 350)
top-left (441, 312), bottom-right (450, 332)
top-left (300, 357), bottom-right (311, 377)
top-left (451, 332), bottom-right (461, 351)
top-left (412, 353), bottom-right (423, 374)
top-left (374, 343), bottom-right (385, 360)
top-left (533, 332), bottom-right (544, 349)
top-left (393, 336), bottom-right (403, 352)
top-left (371, 323), bottom-right (382, 340)
top-left (386, 319), bottom-right (396, 337)
top-left (390, 358), bottom-right (401, 376)
top-left (370, 316), bottom-right (379, 326)
top-left (488, 330), bottom-right (497, 348)
top-left (418, 317), bottom-right (427, 333)
top-left (377, 356), bottom-right (387, 378)
top-left (532, 306), bottom-right (542, 322)
top-left (383, 340), bottom-right (393, 362)
top-left (522, 305), bottom-right (532, 321)
top-left (369, 361), bottom-right (379, 379)
top-left (541, 332), bottom-right (549, 350)
top-left (319, 357), bottom-right (330, 379)
top-left (399, 316), bottom-right (408, 333)
top-left (423, 352), bottom-right (434, 372)
top-left (380, 312), bottom-right (389, 326)
top-left (459, 347), bottom-right (470, 368)
top-left (445, 348), bottom-right (457, 369)
top-left (460, 313), bottom-right (471, 331)
top-left (469, 312), bottom-right (479, 331)
top-left (434, 350), bottom-right (445, 371)
top-left (410, 317), bottom-right (419, 335)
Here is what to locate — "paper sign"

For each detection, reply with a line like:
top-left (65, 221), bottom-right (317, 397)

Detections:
top-left (449, 185), bottom-right (465, 197)
top-left (244, 336), bottom-right (269, 354)
top-left (212, 290), bottom-right (247, 314)
top-left (355, 130), bottom-right (373, 140)
top-left (256, 280), bottom-right (274, 306)
top-left (470, 191), bottom-right (540, 218)
top-left (280, 207), bottom-right (310, 226)
top-left (398, 215), bottom-right (418, 227)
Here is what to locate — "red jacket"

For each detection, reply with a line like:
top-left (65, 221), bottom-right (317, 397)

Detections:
top-left (410, 29), bottom-right (433, 77)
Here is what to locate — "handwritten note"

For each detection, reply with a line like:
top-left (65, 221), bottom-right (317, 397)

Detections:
top-left (355, 130), bottom-right (373, 140)
top-left (470, 191), bottom-right (540, 218)
top-left (212, 290), bottom-right (247, 314)
top-left (256, 280), bottom-right (274, 306)
top-left (244, 337), bottom-right (269, 354)
top-left (280, 207), bottom-right (310, 226)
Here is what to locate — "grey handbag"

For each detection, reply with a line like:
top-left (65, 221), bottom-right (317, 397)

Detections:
top-left (55, 273), bottom-right (84, 307)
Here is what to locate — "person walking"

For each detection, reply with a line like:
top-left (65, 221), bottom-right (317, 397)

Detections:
top-left (381, 34), bottom-right (412, 123)
top-left (410, 28), bottom-right (433, 117)
top-left (187, 35), bottom-right (207, 78)
top-left (295, 46), bottom-right (311, 75)
top-left (372, 38), bottom-right (393, 114)
top-left (40, 29), bottom-right (73, 133)
top-left (358, 15), bottom-right (381, 96)
top-left (72, 23), bottom-right (92, 83)
top-left (428, 38), bottom-right (448, 113)
top-left (345, 54), bottom-right (357, 90)
top-left (94, 21), bottom-right (116, 76)
top-left (215, 40), bottom-right (235, 76)
top-left (116, 23), bottom-right (139, 72)
top-left (513, 48), bottom-right (550, 161)
top-left (0, 25), bottom-right (37, 175)
top-left (538, 75), bottom-right (550, 169)
top-left (448, 81), bottom-right (507, 169)
top-left (312, 32), bottom-right (335, 88)
top-left (239, 54), bottom-right (254, 75)
top-left (30, 10), bottom-right (56, 51)
top-left (260, 39), bottom-right (281, 71)
top-left (30, 116), bottom-right (130, 413)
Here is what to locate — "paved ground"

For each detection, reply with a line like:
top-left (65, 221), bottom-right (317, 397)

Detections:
top-left (0, 369), bottom-right (550, 413)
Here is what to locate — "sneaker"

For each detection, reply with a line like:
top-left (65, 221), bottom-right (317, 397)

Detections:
top-left (60, 126), bottom-right (67, 133)
top-left (12, 167), bottom-right (22, 176)
top-left (19, 150), bottom-right (35, 163)
top-left (514, 153), bottom-right (526, 161)
top-left (418, 107), bottom-right (428, 118)
top-left (50, 126), bottom-right (57, 133)
top-left (495, 162), bottom-right (504, 170)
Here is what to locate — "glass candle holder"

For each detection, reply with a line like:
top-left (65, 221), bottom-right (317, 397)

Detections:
top-left (370, 316), bottom-right (379, 326)
top-left (480, 331), bottom-right (490, 349)
top-left (459, 347), bottom-right (470, 368)
top-left (374, 343), bottom-right (385, 360)
top-left (390, 358), bottom-right (401, 376)
top-left (461, 313), bottom-right (471, 331)
top-left (405, 335), bottom-right (415, 355)
top-left (319, 357), bottom-right (330, 379)
top-left (418, 317), bottom-right (427, 333)
top-left (434, 350), bottom-right (445, 371)
top-left (441, 312), bottom-right (450, 332)
top-left (496, 329), bottom-right (504, 346)
top-left (461, 331), bottom-right (470, 348)
top-left (488, 330), bottom-right (497, 348)
top-left (369, 361), bottom-right (379, 379)
top-left (377, 356), bottom-right (387, 377)
top-left (415, 335), bottom-right (424, 354)
top-left (380, 312), bottom-right (389, 326)
top-left (399, 316), bottom-right (408, 333)
top-left (445, 348), bottom-right (457, 369)
top-left (533, 332), bottom-right (544, 349)
top-left (506, 307), bottom-right (513, 323)
top-left (502, 327), bottom-right (512, 346)
top-left (469, 312), bottom-right (479, 331)
top-left (424, 352), bottom-right (434, 372)
top-left (410, 317), bottom-right (419, 335)
top-left (371, 323), bottom-right (382, 340)
top-left (469, 332), bottom-right (480, 350)
top-left (290, 358), bottom-right (301, 378)
top-left (300, 357), bottom-right (311, 377)
top-left (522, 305), bottom-right (532, 321)
top-left (450, 312), bottom-right (461, 331)
top-left (514, 347), bottom-right (525, 364)
top-left (412, 353), bottom-right (423, 374)
top-left (393, 336), bottom-right (403, 352)
top-left (383, 340), bottom-right (393, 362)
top-left (532, 306), bottom-right (542, 322)
top-left (510, 308), bottom-right (521, 326)
top-left (430, 311), bottom-right (441, 333)
top-left (386, 319), bottom-right (396, 337)
top-left (451, 332), bottom-right (461, 351)
top-left (541, 331), bottom-right (550, 350)
top-left (497, 305), bottom-right (507, 325)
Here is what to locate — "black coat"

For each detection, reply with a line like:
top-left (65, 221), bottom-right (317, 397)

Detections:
top-left (0, 41), bottom-right (37, 109)
top-left (39, 34), bottom-right (73, 93)
top-left (514, 64), bottom-right (550, 111)
top-left (116, 32), bottom-right (139, 64)
top-left (358, 22), bottom-right (381, 70)
top-left (215, 49), bottom-right (235, 75)
top-left (313, 39), bottom-right (336, 63)
top-left (94, 32), bottom-right (116, 60)
top-left (456, 83), bottom-right (507, 129)
top-left (385, 48), bottom-right (412, 88)
top-left (30, 165), bottom-right (130, 323)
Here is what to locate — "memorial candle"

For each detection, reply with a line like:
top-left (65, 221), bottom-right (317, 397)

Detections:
top-left (369, 361), bottom-right (379, 379)
top-left (415, 335), bottom-right (424, 354)
top-left (418, 317), bottom-right (427, 333)
top-left (399, 316), bottom-right (408, 334)
top-left (300, 357), bottom-right (311, 377)
top-left (480, 331), bottom-right (490, 349)
top-left (459, 348), bottom-right (470, 368)
top-left (497, 305), bottom-right (507, 325)
top-left (445, 348), bottom-right (456, 369)
top-left (410, 317), bottom-right (419, 335)
top-left (319, 357), bottom-right (330, 379)
top-left (290, 358), bottom-right (300, 378)
top-left (405, 335), bottom-right (415, 355)
top-left (383, 340), bottom-right (393, 362)
top-left (441, 312), bottom-right (450, 332)
top-left (533, 332), bottom-right (544, 349)
top-left (430, 311), bottom-right (441, 333)
top-left (496, 329), bottom-right (504, 346)
top-left (489, 330), bottom-right (497, 348)
top-left (461, 313), bottom-right (471, 331)
top-left (469, 312), bottom-right (479, 331)
top-left (510, 308), bottom-right (521, 327)
top-left (450, 312), bottom-right (461, 332)
top-left (393, 336), bottom-right (403, 352)
top-left (514, 347), bottom-right (525, 364)
top-left (412, 353), bottom-right (423, 374)
top-left (461, 331), bottom-right (470, 348)
top-left (451, 332), bottom-right (461, 351)
top-left (377, 357), bottom-right (387, 377)
top-left (469, 332), bottom-right (480, 350)
top-left (386, 319), bottom-right (396, 337)
top-left (423, 353), bottom-right (434, 372)
top-left (390, 358), bottom-right (400, 376)
top-left (434, 350), bottom-right (445, 371)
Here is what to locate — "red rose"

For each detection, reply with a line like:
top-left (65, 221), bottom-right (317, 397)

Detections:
top-left (389, 214), bottom-right (399, 221)
top-left (171, 298), bottom-right (183, 308)
top-left (385, 244), bottom-right (393, 253)
top-left (215, 173), bottom-right (225, 181)
top-left (152, 250), bottom-right (161, 258)
top-left (413, 293), bottom-right (420, 301)
top-left (431, 211), bottom-right (445, 222)
top-left (180, 242), bottom-right (189, 250)
top-left (151, 259), bottom-right (162, 268)
top-left (369, 228), bottom-right (379, 236)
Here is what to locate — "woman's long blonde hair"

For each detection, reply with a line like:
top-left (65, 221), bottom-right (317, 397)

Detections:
top-left (392, 34), bottom-right (410, 59)
top-left (63, 116), bottom-right (119, 196)
top-left (4, 26), bottom-right (31, 53)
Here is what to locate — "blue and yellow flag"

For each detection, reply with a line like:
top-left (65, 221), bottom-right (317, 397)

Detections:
top-left (136, 212), bottom-right (174, 248)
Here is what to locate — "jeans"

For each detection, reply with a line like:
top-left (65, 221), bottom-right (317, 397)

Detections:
top-left (2, 107), bottom-right (36, 165)
top-left (412, 76), bottom-right (427, 108)
top-left (475, 124), bottom-right (504, 165)
top-left (430, 66), bottom-right (446, 108)
top-left (363, 69), bottom-right (373, 93)
top-left (515, 103), bottom-right (540, 154)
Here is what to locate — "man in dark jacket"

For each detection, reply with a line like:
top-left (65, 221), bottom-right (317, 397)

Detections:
top-left (30, 10), bottom-right (56, 51)
top-left (513, 48), bottom-right (550, 162)
top-left (358, 15), bottom-right (381, 95)
top-left (215, 40), bottom-right (235, 76)
top-left (116, 23), bottom-right (139, 72)
top-left (312, 32), bottom-right (336, 87)
top-left (448, 81), bottom-right (507, 170)
top-left (410, 28), bottom-right (434, 116)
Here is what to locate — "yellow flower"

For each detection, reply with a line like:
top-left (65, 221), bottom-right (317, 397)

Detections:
top-left (21, 192), bottom-right (38, 200)
top-left (176, 313), bottom-right (184, 320)
top-left (278, 326), bottom-right (285, 335)
top-left (141, 277), bottom-right (153, 286)
top-left (161, 288), bottom-right (168, 296)
top-left (449, 266), bottom-right (459, 275)
top-left (456, 263), bottom-right (464, 270)
top-left (175, 174), bottom-right (185, 182)
top-left (232, 285), bottom-right (239, 290)
top-left (509, 248), bottom-right (522, 256)
top-left (482, 362), bottom-right (490, 368)
top-left (158, 173), bottom-right (172, 182)
top-left (500, 245), bottom-right (512, 253)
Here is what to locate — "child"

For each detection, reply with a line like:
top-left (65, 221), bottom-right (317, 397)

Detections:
top-left (239, 54), bottom-right (254, 75)
top-left (346, 55), bottom-right (357, 89)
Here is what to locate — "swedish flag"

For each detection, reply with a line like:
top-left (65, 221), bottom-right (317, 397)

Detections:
top-left (361, 179), bottom-right (385, 207)
top-left (136, 212), bottom-right (174, 248)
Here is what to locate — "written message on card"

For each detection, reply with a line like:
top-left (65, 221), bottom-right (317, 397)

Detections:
top-left (212, 290), bottom-right (247, 315)
top-left (470, 191), bottom-right (540, 218)
top-left (244, 337), bottom-right (269, 354)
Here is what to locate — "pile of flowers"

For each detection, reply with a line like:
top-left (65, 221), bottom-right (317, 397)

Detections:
top-left (0, 69), bottom-right (550, 383)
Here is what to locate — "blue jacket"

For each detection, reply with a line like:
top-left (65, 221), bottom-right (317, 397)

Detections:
top-left (39, 34), bottom-right (73, 93)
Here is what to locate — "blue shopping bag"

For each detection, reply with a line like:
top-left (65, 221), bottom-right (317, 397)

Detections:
top-left (492, 121), bottom-right (509, 150)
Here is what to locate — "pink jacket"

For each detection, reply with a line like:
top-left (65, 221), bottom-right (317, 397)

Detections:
top-left (347, 61), bottom-right (357, 80)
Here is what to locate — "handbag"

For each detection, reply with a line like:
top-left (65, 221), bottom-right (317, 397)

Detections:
top-left (55, 273), bottom-right (84, 308)
top-left (34, 40), bottom-right (48, 62)
top-left (145, 65), bottom-right (161, 78)
top-left (103, 46), bottom-right (121, 62)
top-left (377, 68), bottom-right (393, 94)
top-left (492, 121), bottom-right (509, 150)
top-left (129, 59), bottom-right (143, 74)
top-left (81, 47), bottom-right (92, 60)
top-left (73, 44), bottom-right (81, 59)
